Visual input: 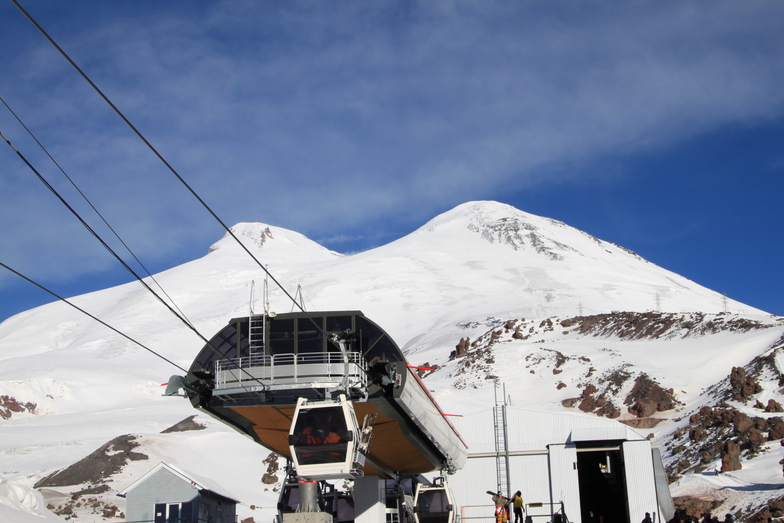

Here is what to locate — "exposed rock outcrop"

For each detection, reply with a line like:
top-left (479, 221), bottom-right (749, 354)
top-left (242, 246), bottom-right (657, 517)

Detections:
top-left (261, 452), bottom-right (280, 485)
top-left (34, 435), bottom-right (148, 488)
top-left (665, 404), bottom-right (784, 481)
top-left (728, 367), bottom-right (762, 402)
top-left (624, 373), bottom-right (679, 418)
top-left (161, 415), bottom-right (207, 433)
top-left (450, 338), bottom-right (471, 360)
top-left (720, 441), bottom-right (741, 472)
top-left (0, 395), bottom-right (37, 420)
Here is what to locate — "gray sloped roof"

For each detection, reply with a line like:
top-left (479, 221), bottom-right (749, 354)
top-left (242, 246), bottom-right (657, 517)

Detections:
top-left (117, 462), bottom-right (238, 503)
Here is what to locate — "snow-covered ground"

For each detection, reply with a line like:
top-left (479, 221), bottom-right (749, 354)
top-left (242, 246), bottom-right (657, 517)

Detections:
top-left (1, 201), bottom-right (781, 522)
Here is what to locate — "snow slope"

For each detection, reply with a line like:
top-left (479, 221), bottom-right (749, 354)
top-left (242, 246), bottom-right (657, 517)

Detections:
top-left (0, 201), bottom-right (780, 522)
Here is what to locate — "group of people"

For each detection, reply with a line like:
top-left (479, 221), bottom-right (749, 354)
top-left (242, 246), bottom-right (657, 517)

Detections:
top-left (296, 413), bottom-right (344, 445)
top-left (489, 490), bottom-right (525, 523)
top-left (298, 424), bottom-right (342, 445)
top-left (488, 493), bottom-right (737, 523)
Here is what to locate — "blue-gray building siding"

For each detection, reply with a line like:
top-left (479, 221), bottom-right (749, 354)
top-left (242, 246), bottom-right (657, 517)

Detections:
top-left (123, 466), bottom-right (238, 523)
top-left (124, 468), bottom-right (199, 523)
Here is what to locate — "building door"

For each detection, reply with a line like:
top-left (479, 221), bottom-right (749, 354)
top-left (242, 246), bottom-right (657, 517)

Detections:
top-left (154, 502), bottom-right (195, 523)
top-left (576, 446), bottom-right (629, 523)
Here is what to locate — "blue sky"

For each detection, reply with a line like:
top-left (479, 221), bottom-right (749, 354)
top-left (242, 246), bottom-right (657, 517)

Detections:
top-left (1, 0), bottom-right (782, 322)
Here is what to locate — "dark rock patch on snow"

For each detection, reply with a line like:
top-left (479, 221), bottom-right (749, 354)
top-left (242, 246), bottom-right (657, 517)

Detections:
top-left (261, 452), bottom-right (280, 485)
top-left (161, 415), bottom-right (207, 433)
top-left (664, 405), bottom-right (783, 481)
top-left (727, 367), bottom-right (762, 403)
top-left (672, 496), bottom-right (722, 521)
top-left (0, 394), bottom-right (37, 419)
top-left (34, 434), bottom-right (148, 488)
top-left (624, 373), bottom-right (679, 417)
top-left (561, 312), bottom-right (775, 341)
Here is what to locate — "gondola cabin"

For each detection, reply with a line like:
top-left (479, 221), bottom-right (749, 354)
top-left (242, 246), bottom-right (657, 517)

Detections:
top-left (288, 395), bottom-right (366, 480)
top-left (413, 477), bottom-right (455, 523)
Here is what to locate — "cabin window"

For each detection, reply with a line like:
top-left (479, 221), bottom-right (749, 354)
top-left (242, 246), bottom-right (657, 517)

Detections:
top-left (269, 319), bottom-right (295, 356)
top-left (356, 317), bottom-right (401, 363)
top-left (279, 485), bottom-right (301, 513)
top-left (292, 406), bottom-right (350, 465)
top-left (326, 315), bottom-right (353, 335)
top-left (190, 324), bottom-right (238, 373)
top-left (325, 315), bottom-right (354, 353)
top-left (297, 317), bottom-right (324, 355)
top-left (415, 490), bottom-right (451, 523)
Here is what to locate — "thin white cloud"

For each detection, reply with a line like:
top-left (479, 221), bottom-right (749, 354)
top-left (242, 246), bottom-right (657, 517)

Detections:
top-left (1, 1), bottom-right (783, 291)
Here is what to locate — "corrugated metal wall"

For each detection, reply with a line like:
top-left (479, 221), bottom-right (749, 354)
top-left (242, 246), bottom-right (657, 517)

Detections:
top-left (651, 447), bottom-right (675, 522)
top-left (452, 408), bottom-right (646, 455)
top-left (450, 453), bottom-right (552, 523)
top-left (547, 444), bottom-right (581, 523)
top-left (622, 441), bottom-right (658, 523)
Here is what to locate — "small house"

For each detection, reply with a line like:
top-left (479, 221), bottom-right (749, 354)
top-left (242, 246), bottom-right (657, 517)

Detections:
top-left (118, 461), bottom-right (238, 523)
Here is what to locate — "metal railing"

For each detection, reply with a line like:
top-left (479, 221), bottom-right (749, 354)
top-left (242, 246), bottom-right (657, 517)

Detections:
top-left (215, 351), bottom-right (367, 390)
top-left (460, 502), bottom-right (567, 523)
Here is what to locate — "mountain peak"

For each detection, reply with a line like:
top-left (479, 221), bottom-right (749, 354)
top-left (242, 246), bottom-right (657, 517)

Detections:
top-left (415, 201), bottom-right (584, 260)
top-left (206, 222), bottom-right (341, 262)
top-left (207, 223), bottom-right (275, 254)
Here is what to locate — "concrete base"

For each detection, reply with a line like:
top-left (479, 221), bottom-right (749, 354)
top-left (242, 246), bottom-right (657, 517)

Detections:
top-left (283, 512), bottom-right (334, 523)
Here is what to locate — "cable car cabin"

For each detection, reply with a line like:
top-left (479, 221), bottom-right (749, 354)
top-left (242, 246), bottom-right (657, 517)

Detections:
top-left (172, 311), bottom-right (467, 479)
top-left (413, 478), bottom-right (456, 523)
top-left (288, 396), bottom-right (363, 480)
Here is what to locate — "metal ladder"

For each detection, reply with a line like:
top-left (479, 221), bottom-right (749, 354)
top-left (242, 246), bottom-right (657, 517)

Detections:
top-left (249, 314), bottom-right (265, 353)
top-left (493, 383), bottom-right (511, 497)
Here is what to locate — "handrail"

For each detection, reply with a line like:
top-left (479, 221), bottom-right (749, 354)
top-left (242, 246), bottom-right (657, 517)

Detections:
top-left (459, 503), bottom-right (567, 523)
top-left (215, 351), bottom-right (366, 389)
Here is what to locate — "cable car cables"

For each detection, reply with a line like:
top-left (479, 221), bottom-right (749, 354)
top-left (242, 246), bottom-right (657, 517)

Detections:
top-left (0, 128), bottom-right (192, 336)
top-left (0, 95), bottom-right (192, 328)
top-left (9, 0), bottom-right (337, 352)
top-left (0, 261), bottom-right (187, 374)
top-left (0, 124), bottom-right (269, 391)
top-left (9, 0), bottom-right (309, 321)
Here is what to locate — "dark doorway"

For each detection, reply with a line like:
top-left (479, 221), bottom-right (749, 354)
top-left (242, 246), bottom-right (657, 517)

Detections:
top-left (576, 445), bottom-right (629, 523)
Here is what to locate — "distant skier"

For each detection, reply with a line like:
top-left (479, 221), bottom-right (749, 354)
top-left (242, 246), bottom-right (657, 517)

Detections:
top-left (642, 513), bottom-right (653, 523)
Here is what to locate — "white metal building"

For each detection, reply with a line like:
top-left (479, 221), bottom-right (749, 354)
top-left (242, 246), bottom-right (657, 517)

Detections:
top-left (447, 408), bottom-right (674, 523)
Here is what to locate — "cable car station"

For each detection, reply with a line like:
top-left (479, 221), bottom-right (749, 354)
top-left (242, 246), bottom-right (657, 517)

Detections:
top-left (168, 310), bottom-right (467, 523)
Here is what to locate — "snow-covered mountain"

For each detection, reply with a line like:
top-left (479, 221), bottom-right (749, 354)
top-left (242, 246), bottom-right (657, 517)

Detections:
top-left (1, 201), bottom-right (782, 522)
